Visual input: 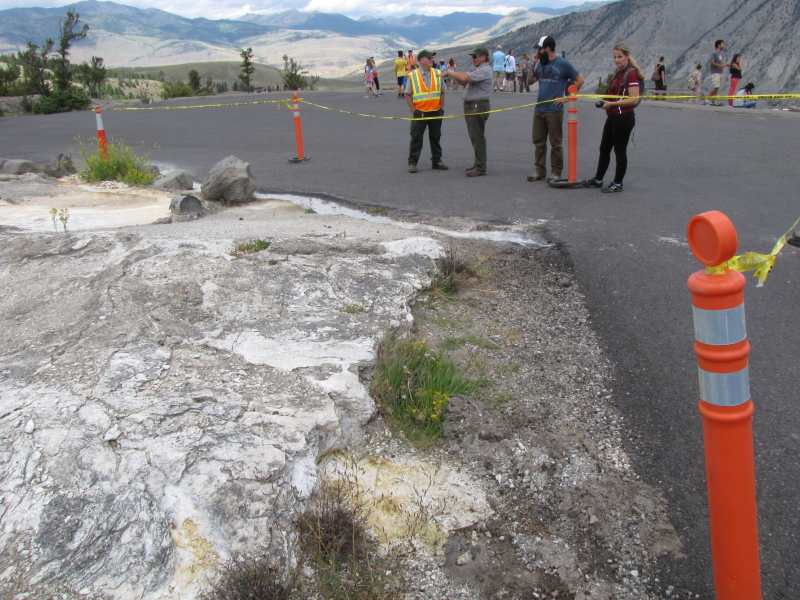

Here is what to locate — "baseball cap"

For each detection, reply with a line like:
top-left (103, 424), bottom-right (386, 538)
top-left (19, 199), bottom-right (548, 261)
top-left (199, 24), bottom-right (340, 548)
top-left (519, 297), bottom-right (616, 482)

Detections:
top-left (535, 35), bottom-right (555, 50)
top-left (470, 47), bottom-right (489, 58)
top-left (417, 49), bottom-right (436, 60)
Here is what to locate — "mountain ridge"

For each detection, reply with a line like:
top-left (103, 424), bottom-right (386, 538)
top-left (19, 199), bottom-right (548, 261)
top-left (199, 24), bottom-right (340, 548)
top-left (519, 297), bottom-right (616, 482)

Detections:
top-left (479, 0), bottom-right (800, 92)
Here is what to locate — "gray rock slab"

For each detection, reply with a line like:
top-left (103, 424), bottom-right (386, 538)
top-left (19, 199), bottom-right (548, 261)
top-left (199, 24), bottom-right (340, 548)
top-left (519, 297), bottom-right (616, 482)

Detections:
top-left (0, 159), bottom-right (37, 175)
top-left (201, 156), bottom-right (256, 204)
top-left (154, 171), bottom-right (193, 191)
top-left (0, 218), bottom-right (435, 599)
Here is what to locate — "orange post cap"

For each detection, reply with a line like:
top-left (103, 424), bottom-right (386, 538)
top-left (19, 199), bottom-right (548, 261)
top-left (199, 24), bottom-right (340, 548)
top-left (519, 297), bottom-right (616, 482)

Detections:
top-left (687, 211), bottom-right (738, 266)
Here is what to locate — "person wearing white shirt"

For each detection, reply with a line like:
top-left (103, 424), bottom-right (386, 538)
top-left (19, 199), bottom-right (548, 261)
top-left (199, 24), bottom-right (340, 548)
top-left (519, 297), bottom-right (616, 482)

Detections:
top-left (504, 50), bottom-right (516, 92)
top-left (732, 82), bottom-right (756, 108)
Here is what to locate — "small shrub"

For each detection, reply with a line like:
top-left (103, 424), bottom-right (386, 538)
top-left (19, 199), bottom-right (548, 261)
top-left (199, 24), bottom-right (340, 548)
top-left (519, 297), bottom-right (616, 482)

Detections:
top-left (200, 554), bottom-right (295, 600)
top-left (296, 479), bottom-right (371, 567)
top-left (371, 335), bottom-right (476, 443)
top-left (80, 141), bottom-right (156, 186)
top-left (430, 245), bottom-right (471, 297)
top-left (33, 88), bottom-right (90, 114)
top-left (231, 239), bottom-right (271, 256)
top-left (296, 477), bottom-right (401, 600)
top-left (161, 80), bottom-right (194, 100)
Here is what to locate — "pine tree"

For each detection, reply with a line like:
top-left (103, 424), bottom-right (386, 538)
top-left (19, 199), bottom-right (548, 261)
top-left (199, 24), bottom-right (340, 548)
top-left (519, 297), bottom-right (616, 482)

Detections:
top-left (239, 48), bottom-right (255, 92)
top-left (52, 10), bottom-right (89, 92)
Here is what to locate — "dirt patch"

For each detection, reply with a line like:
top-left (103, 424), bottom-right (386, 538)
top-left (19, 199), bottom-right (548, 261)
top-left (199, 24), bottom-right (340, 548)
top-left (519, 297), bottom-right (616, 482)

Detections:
top-left (356, 239), bottom-right (695, 599)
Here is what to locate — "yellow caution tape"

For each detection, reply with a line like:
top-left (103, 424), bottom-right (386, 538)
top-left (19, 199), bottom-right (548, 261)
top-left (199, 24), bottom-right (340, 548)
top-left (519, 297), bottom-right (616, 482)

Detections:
top-left (706, 216), bottom-right (800, 287)
top-left (299, 98), bottom-right (560, 121)
top-left (585, 93), bottom-right (800, 102)
top-left (111, 97), bottom-right (294, 112)
top-left (106, 91), bottom-right (800, 116)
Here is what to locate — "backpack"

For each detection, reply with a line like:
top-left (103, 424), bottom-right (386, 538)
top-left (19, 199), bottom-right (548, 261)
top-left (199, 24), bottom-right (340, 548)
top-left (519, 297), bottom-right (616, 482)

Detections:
top-left (618, 67), bottom-right (642, 107)
top-left (650, 65), bottom-right (661, 82)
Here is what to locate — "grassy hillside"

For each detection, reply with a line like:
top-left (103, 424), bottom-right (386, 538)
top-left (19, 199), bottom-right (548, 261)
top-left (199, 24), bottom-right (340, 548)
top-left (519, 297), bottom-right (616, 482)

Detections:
top-left (110, 61), bottom-right (359, 91)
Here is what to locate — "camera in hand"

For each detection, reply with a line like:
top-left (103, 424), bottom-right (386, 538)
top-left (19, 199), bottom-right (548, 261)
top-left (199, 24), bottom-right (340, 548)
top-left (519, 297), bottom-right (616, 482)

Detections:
top-left (595, 100), bottom-right (605, 108)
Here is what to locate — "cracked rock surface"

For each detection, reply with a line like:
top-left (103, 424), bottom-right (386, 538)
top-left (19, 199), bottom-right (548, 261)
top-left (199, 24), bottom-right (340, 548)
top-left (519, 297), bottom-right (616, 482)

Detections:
top-left (0, 197), bottom-right (442, 599)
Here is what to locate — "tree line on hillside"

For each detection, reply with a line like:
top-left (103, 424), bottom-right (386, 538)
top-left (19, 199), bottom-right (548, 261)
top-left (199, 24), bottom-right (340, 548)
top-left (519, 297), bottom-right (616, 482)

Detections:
top-left (0, 11), bottom-right (322, 115)
top-left (0, 10), bottom-right (105, 114)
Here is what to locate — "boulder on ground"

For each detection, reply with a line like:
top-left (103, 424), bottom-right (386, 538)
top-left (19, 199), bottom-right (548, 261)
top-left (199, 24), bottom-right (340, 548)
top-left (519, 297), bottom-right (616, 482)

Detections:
top-left (41, 154), bottom-right (76, 178)
top-left (154, 171), bottom-right (194, 191)
top-left (201, 156), bottom-right (256, 204)
top-left (169, 194), bottom-right (205, 221)
top-left (0, 159), bottom-right (37, 175)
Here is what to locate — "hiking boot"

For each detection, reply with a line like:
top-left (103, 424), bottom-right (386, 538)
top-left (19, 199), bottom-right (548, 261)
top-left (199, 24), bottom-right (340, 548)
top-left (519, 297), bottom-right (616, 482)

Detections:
top-left (602, 182), bottom-right (624, 193)
top-left (432, 162), bottom-right (449, 171)
top-left (465, 168), bottom-right (486, 177)
top-left (585, 178), bottom-right (603, 188)
top-left (408, 164), bottom-right (418, 174)
top-left (527, 174), bottom-right (546, 182)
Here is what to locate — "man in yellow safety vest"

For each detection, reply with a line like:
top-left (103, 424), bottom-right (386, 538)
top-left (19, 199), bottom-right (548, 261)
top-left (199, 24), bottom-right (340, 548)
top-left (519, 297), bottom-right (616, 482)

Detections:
top-left (404, 49), bottom-right (448, 173)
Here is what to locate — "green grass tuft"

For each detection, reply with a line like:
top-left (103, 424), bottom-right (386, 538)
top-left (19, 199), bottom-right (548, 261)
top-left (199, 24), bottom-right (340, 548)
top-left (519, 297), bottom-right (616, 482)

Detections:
top-left (371, 335), bottom-right (476, 444)
top-left (80, 141), bottom-right (156, 186)
top-left (342, 303), bottom-right (366, 315)
top-left (231, 239), bottom-right (271, 256)
top-left (441, 334), bottom-right (500, 352)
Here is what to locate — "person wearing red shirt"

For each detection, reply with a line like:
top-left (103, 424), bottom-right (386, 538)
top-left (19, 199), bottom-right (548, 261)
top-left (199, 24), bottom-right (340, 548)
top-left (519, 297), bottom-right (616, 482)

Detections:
top-left (586, 44), bottom-right (643, 193)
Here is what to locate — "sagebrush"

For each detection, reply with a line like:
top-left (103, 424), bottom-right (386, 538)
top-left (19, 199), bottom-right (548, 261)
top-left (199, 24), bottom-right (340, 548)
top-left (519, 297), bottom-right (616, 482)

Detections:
top-left (80, 141), bottom-right (155, 186)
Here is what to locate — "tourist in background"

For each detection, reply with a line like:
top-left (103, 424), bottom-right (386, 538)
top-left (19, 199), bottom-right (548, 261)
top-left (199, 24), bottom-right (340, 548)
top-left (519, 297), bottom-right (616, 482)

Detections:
top-left (395, 50), bottom-right (407, 97)
top-left (728, 53), bottom-right (743, 107)
top-left (364, 58), bottom-right (377, 97)
top-left (733, 82), bottom-right (756, 108)
top-left (369, 57), bottom-right (381, 95)
top-left (446, 58), bottom-right (458, 90)
top-left (492, 45), bottom-right (506, 91)
top-left (504, 49), bottom-right (516, 92)
top-left (688, 63), bottom-right (703, 103)
top-left (406, 49), bottom-right (417, 71)
top-left (651, 56), bottom-right (666, 95)
top-left (708, 39), bottom-right (728, 105)
top-left (518, 53), bottom-right (531, 93)
top-left (585, 44), bottom-right (643, 194)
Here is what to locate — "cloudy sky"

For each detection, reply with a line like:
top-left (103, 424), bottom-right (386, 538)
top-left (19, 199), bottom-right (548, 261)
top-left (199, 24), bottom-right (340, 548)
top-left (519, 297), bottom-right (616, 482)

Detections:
top-left (0, 0), bottom-right (583, 18)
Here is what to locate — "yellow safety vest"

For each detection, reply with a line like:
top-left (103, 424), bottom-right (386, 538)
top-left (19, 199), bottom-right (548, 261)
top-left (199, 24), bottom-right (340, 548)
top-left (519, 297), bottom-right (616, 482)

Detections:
top-left (409, 68), bottom-right (442, 113)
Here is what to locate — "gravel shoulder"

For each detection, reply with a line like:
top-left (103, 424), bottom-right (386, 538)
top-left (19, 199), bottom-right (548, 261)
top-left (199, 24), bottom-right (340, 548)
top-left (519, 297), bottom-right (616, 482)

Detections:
top-left (353, 238), bottom-right (696, 600)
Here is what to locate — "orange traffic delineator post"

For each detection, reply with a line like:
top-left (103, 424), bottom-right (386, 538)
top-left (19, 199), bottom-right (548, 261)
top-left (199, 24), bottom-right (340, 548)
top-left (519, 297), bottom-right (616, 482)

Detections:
top-left (687, 210), bottom-right (762, 600)
top-left (288, 90), bottom-right (309, 163)
top-left (549, 84), bottom-right (584, 189)
top-left (95, 106), bottom-right (108, 160)
top-left (567, 83), bottom-right (578, 183)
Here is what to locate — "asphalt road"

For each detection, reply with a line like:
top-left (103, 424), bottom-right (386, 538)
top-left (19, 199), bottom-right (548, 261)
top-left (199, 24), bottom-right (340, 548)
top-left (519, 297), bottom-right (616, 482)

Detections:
top-left (3, 91), bottom-right (800, 598)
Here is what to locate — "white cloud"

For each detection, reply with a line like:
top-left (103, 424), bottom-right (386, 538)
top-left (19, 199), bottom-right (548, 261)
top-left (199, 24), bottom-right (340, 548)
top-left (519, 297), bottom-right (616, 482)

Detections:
top-left (0, 0), bottom-right (572, 19)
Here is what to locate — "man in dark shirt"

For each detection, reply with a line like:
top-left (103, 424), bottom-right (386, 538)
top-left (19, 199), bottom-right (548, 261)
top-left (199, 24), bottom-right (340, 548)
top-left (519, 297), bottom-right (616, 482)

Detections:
top-left (528, 35), bottom-right (584, 182)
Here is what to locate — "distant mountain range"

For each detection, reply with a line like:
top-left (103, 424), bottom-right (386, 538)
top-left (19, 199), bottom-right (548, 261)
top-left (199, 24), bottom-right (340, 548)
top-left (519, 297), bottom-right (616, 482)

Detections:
top-left (476, 0), bottom-right (800, 92)
top-left (0, 0), bottom-right (612, 77)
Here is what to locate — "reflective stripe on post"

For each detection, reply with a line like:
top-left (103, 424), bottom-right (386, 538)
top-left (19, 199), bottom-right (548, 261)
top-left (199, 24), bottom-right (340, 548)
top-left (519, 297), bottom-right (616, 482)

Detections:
top-left (687, 210), bottom-right (762, 600)
top-left (289, 90), bottom-right (308, 163)
top-left (567, 84), bottom-right (578, 183)
top-left (95, 106), bottom-right (108, 160)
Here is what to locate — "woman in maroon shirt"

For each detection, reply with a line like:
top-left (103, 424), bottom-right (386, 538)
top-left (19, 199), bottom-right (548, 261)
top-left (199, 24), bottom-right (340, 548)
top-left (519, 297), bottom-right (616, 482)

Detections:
top-left (586, 44), bottom-right (644, 193)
